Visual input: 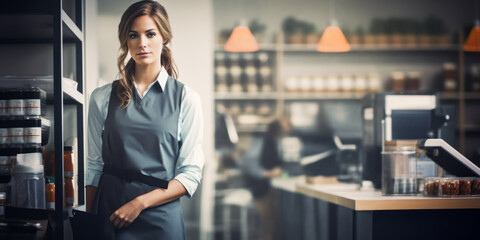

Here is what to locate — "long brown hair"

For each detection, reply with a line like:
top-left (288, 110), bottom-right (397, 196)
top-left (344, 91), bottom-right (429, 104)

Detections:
top-left (117, 0), bottom-right (178, 108)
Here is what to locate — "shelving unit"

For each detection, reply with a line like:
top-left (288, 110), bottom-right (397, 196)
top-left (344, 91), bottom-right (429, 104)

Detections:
top-left (214, 31), bottom-right (479, 157)
top-left (0, 0), bottom-right (85, 239)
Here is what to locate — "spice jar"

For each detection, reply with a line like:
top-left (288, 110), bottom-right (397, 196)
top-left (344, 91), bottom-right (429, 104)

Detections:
top-left (45, 177), bottom-right (55, 210)
top-left (23, 87), bottom-right (46, 116)
top-left (443, 62), bottom-right (457, 91)
top-left (391, 72), bottom-right (405, 91)
top-left (6, 89), bottom-right (25, 116)
top-left (0, 90), bottom-right (6, 116)
top-left (406, 72), bottom-right (420, 91)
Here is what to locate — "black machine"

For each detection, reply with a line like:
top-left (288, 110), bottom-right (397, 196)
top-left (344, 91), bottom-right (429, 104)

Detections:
top-left (417, 138), bottom-right (480, 177)
top-left (361, 92), bottom-right (456, 188)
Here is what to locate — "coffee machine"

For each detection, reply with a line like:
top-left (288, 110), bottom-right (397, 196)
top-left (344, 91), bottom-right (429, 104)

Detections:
top-left (361, 92), bottom-right (455, 189)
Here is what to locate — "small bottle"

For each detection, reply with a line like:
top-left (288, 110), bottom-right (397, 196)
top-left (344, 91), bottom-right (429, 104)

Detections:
top-left (65, 176), bottom-right (75, 207)
top-left (45, 177), bottom-right (55, 210)
top-left (443, 62), bottom-right (457, 92)
top-left (64, 146), bottom-right (74, 177)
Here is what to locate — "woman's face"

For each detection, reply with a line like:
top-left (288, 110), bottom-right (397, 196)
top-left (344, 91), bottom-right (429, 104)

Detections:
top-left (127, 15), bottom-right (164, 67)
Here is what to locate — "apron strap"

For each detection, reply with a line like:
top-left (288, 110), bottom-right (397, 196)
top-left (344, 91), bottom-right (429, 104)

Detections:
top-left (103, 167), bottom-right (169, 189)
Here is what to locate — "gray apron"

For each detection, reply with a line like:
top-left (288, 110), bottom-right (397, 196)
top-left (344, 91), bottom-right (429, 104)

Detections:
top-left (95, 78), bottom-right (185, 240)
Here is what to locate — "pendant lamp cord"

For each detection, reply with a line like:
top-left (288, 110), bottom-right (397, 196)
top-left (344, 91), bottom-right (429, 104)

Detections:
top-left (476, 0), bottom-right (479, 25)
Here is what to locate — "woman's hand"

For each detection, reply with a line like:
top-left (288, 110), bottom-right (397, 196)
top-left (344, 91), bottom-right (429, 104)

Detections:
top-left (109, 198), bottom-right (146, 229)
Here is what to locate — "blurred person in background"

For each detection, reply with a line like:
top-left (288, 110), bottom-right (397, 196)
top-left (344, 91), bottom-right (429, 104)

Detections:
top-left (240, 117), bottom-right (291, 240)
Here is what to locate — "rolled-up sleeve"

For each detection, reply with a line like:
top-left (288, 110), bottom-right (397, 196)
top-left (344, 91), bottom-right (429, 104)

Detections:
top-left (86, 84), bottom-right (110, 187)
top-left (175, 86), bottom-right (204, 198)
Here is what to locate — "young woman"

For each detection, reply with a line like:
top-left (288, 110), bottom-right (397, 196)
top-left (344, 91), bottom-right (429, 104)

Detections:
top-left (86, 1), bottom-right (203, 239)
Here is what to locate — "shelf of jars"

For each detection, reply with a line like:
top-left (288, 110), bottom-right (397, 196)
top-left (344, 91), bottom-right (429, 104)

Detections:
top-left (279, 44), bottom-right (459, 52)
top-left (214, 91), bottom-right (279, 100)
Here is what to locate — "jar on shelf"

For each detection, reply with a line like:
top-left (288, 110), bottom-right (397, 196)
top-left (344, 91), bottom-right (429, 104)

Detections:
top-left (215, 64), bottom-right (228, 92)
top-left (0, 90), bottom-right (6, 116)
top-left (326, 74), bottom-right (339, 92)
top-left (284, 76), bottom-right (299, 92)
top-left (443, 62), bottom-right (457, 92)
top-left (312, 75), bottom-right (325, 92)
top-left (257, 103), bottom-right (272, 115)
top-left (243, 102), bottom-right (255, 114)
top-left (340, 74), bottom-right (354, 92)
top-left (368, 73), bottom-right (382, 92)
top-left (245, 64), bottom-right (258, 92)
top-left (215, 52), bottom-right (226, 65)
top-left (406, 72), bottom-right (421, 91)
top-left (299, 76), bottom-right (312, 92)
top-left (259, 65), bottom-right (272, 92)
top-left (354, 74), bottom-right (367, 92)
top-left (229, 64), bottom-right (243, 92)
top-left (257, 52), bottom-right (269, 64)
top-left (391, 71), bottom-right (405, 91)
top-left (469, 65), bottom-right (480, 92)
top-left (6, 89), bottom-right (25, 116)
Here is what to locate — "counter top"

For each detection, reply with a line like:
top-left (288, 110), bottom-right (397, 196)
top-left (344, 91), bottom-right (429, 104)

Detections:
top-left (272, 176), bottom-right (480, 211)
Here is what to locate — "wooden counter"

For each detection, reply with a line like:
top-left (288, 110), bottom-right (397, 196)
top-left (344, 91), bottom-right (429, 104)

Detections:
top-left (272, 177), bottom-right (480, 240)
top-left (296, 182), bottom-right (480, 211)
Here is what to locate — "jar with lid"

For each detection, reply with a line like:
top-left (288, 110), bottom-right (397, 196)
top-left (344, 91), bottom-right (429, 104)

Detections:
top-left (284, 76), bottom-right (299, 92)
top-left (23, 87), bottom-right (46, 116)
top-left (11, 163), bottom-right (46, 209)
top-left (406, 72), bottom-right (421, 91)
top-left (354, 74), bottom-right (367, 92)
top-left (245, 64), bottom-right (258, 92)
top-left (259, 65), bottom-right (272, 92)
top-left (6, 89), bottom-right (25, 116)
top-left (340, 74), bottom-right (354, 92)
top-left (326, 74), bottom-right (339, 92)
top-left (381, 140), bottom-right (417, 195)
top-left (215, 64), bottom-right (228, 92)
top-left (368, 73), bottom-right (382, 92)
top-left (443, 62), bottom-right (457, 91)
top-left (0, 90), bottom-right (6, 116)
top-left (312, 75), bottom-right (325, 92)
top-left (391, 72), bottom-right (405, 91)
top-left (229, 64), bottom-right (243, 92)
top-left (299, 76), bottom-right (312, 92)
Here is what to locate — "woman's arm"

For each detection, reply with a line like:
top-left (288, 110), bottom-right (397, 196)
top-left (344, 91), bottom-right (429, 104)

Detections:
top-left (85, 85), bottom-right (110, 213)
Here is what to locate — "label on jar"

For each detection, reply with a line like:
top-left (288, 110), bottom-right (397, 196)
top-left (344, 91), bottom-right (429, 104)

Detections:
top-left (8, 128), bottom-right (24, 144)
top-left (0, 100), bottom-right (6, 116)
top-left (7, 99), bottom-right (24, 116)
top-left (0, 128), bottom-right (8, 144)
top-left (25, 127), bottom-right (42, 144)
top-left (24, 99), bottom-right (41, 116)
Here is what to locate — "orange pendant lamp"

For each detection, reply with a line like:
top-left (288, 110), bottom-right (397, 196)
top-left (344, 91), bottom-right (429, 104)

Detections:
top-left (316, 0), bottom-right (350, 53)
top-left (317, 20), bottom-right (351, 52)
top-left (224, 20), bottom-right (259, 52)
top-left (464, 20), bottom-right (480, 52)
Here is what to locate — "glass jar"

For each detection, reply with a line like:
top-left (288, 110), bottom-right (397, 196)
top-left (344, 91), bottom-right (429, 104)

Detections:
top-left (381, 142), bottom-right (417, 195)
top-left (423, 177), bottom-right (440, 196)
top-left (391, 72), bottom-right (405, 91)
